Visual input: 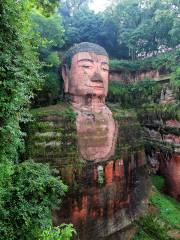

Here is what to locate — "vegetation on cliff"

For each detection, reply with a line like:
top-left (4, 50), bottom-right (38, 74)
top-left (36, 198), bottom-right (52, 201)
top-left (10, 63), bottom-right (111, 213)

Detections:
top-left (134, 175), bottom-right (180, 240)
top-left (109, 48), bottom-right (180, 73)
top-left (0, 1), bottom-right (74, 239)
top-left (108, 79), bottom-right (161, 106)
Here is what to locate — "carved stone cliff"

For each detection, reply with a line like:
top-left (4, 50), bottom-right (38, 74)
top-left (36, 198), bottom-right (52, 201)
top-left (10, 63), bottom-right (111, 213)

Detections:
top-left (25, 104), bottom-right (150, 239)
top-left (139, 103), bottom-right (180, 201)
top-left (25, 42), bottom-right (150, 239)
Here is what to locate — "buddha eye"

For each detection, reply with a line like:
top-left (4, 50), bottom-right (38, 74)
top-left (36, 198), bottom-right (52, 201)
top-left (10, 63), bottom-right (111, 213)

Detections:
top-left (82, 65), bottom-right (92, 69)
top-left (102, 67), bottom-right (109, 71)
top-left (101, 63), bottom-right (109, 71)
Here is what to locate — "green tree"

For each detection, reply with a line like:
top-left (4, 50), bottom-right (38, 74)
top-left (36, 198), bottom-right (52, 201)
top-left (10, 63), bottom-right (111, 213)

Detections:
top-left (0, 1), bottom-right (74, 239)
top-left (31, 11), bottom-right (65, 105)
top-left (60, 0), bottom-right (92, 17)
top-left (62, 8), bottom-right (123, 58)
top-left (36, 0), bottom-right (60, 16)
top-left (110, 0), bottom-right (180, 58)
top-left (0, 0), bottom-right (41, 163)
top-left (170, 16), bottom-right (180, 46)
top-left (0, 161), bottom-right (68, 240)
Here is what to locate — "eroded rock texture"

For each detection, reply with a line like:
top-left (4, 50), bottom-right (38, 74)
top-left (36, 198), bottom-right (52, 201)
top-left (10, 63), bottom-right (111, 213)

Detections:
top-left (141, 105), bottom-right (180, 201)
top-left (109, 69), bottom-right (170, 83)
top-left (159, 153), bottom-right (180, 201)
top-left (25, 42), bottom-right (150, 239)
top-left (26, 105), bottom-right (150, 239)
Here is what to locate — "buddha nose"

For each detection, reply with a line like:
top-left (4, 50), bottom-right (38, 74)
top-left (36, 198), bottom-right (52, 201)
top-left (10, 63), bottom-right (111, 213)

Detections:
top-left (91, 72), bottom-right (103, 82)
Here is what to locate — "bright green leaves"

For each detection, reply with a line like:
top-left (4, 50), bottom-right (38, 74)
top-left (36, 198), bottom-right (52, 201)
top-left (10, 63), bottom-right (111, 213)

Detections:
top-left (0, 0), bottom-right (43, 162)
top-left (0, 2), bottom-right (72, 240)
top-left (41, 224), bottom-right (77, 240)
top-left (0, 160), bottom-right (68, 240)
top-left (35, 0), bottom-right (60, 16)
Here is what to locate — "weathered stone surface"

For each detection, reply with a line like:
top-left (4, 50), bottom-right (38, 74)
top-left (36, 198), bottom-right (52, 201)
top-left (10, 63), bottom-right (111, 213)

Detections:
top-left (166, 120), bottom-right (180, 128)
top-left (144, 115), bottom-right (180, 201)
top-left (53, 156), bottom-right (149, 240)
top-left (160, 87), bottom-right (175, 104)
top-left (62, 42), bottom-right (115, 161)
top-left (109, 69), bottom-right (165, 83)
top-left (26, 42), bottom-right (150, 239)
top-left (76, 107), bottom-right (117, 161)
top-left (26, 105), bottom-right (149, 239)
top-left (159, 153), bottom-right (180, 201)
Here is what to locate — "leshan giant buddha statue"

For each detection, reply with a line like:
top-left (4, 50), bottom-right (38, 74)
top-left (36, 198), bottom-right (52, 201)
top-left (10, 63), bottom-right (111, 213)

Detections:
top-left (62, 42), bottom-right (117, 161)
top-left (27, 42), bottom-right (149, 239)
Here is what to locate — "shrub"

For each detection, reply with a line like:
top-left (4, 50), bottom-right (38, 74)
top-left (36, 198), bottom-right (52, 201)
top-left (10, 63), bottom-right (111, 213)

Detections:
top-left (109, 49), bottom-right (180, 73)
top-left (134, 215), bottom-right (172, 240)
top-left (0, 161), bottom-right (68, 240)
top-left (41, 224), bottom-right (76, 240)
top-left (108, 79), bottom-right (161, 107)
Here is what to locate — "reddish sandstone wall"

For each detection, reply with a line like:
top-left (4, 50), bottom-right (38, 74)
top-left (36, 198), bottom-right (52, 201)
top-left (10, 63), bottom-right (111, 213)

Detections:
top-left (53, 153), bottom-right (149, 240)
top-left (27, 106), bottom-right (150, 239)
top-left (159, 153), bottom-right (180, 201)
top-left (109, 70), bottom-right (160, 82)
top-left (145, 119), bottom-right (180, 201)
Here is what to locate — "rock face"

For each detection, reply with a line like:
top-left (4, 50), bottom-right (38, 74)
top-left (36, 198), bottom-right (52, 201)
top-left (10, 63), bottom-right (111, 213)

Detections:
top-left (147, 149), bottom-right (180, 201)
top-left (160, 86), bottom-right (175, 104)
top-left (159, 153), bottom-right (180, 201)
top-left (61, 42), bottom-right (115, 162)
top-left (109, 69), bottom-right (160, 83)
top-left (75, 106), bottom-right (116, 162)
top-left (26, 105), bottom-right (150, 240)
top-left (26, 42), bottom-right (150, 239)
top-left (142, 107), bottom-right (180, 201)
top-left (158, 120), bottom-right (180, 201)
top-left (53, 157), bottom-right (148, 239)
top-left (109, 69), bottom-right (171, 84)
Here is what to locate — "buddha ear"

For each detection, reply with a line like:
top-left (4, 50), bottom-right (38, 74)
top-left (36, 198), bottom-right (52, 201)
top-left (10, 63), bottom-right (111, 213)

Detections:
top-left (62, 64), bottom-right (69, 93)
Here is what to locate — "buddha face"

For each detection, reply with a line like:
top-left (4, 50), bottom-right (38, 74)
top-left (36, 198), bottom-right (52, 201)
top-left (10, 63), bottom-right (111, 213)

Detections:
top-left (62, 51), bottom-right (109, 97)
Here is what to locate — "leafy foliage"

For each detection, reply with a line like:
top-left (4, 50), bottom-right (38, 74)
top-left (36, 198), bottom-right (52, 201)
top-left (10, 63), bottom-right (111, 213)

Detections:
top-left (36, 0), bottom-right (60, 16)
top-left (62, 9), bottom-right (104, 48)
top-left (150, 176), bottom-right (180, 228)
top-left (0, 1), bottom-right (74, 240)
top-left (134, 215), bottom-right (172, 240)
top-left (133, 175), bottom-right (180, 240)
top-left (108, 79), bottom-right (161, 107)
top-left (60, 0), bottom-right (91, 17)
top-left (31, 11), bottom-right (65, 105)
top-left (41, 224), bottom-right (76, 240)
top-left (0, 161), bottom-right (68, 240)
top-left (0, 0), bottom-right (42, 163)
top-left (137, 102), bottom-right (180, 124)
top-left (110, 48), bottom-right (180, 73)
top-left (111, 0), bottom-right (180, 59)
top-left (60, 0), bottom-right (179, 59)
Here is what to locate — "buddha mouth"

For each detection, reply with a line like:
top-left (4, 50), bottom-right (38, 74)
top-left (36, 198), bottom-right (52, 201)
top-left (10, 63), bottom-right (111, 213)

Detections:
top-left (93, 86), bottom-right (104, 89)
top-left (87, 84), bottom-right (104, 89)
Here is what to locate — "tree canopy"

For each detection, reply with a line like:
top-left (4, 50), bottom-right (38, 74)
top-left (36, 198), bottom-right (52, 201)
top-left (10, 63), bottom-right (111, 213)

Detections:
top-left (60, 0), bottom-right (180, 59)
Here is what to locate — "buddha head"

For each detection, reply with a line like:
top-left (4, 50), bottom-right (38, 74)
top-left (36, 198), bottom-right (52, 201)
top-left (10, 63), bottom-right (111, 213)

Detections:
top-left (62, 42), bottom-right (109, 100)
